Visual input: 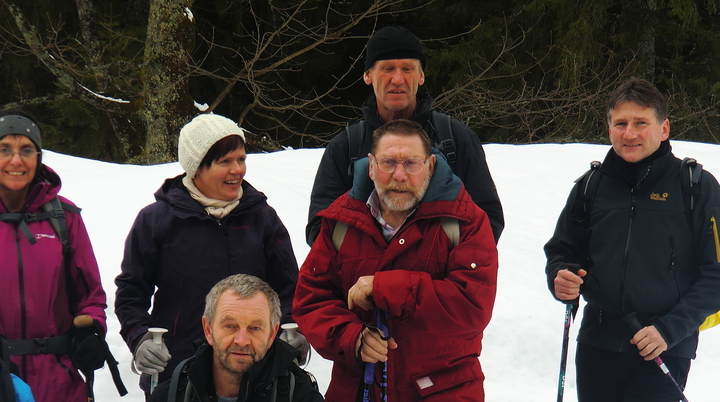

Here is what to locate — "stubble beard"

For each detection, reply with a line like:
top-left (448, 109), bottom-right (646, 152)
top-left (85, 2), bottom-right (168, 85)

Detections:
top-left (214, 342), bottom-right (268, 378)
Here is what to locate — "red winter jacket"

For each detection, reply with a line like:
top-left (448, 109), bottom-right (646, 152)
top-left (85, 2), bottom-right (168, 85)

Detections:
top-left (0, 166), bottom-right (107, 402)
top-left (294, 155), bottom-right (498, 402)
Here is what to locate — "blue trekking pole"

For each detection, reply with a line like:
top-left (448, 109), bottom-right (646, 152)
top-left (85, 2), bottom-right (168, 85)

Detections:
top-left (361, 310), bottom-right (390, 402)
top-left (377, 310), bottom-right (389, 402)
top-left (623, 312), bottom-right (689, 402)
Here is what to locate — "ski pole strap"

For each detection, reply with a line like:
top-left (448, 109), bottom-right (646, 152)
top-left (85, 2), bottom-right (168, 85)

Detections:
top-left (362, 312), bottom-right (391, 341)
top-left (102, 337), bottom-right (128, 396)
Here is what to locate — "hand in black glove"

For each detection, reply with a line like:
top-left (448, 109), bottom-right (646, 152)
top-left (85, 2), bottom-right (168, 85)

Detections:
top-left (71, 315), bottom-right (106, 372)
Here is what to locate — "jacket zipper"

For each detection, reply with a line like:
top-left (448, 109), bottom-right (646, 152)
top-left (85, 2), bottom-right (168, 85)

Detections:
top-left (14, 227), bottom-right (28, 379)
top-left (711, 216), bottom-right (719, 263)
top-left (618, 166), bottom-right (652, 315)
top-left (669, 236), bottom-right (680, 299)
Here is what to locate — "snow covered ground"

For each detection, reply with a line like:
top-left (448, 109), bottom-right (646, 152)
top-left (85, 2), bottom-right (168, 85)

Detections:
top-left (40, 140), bottom-right (720, 401)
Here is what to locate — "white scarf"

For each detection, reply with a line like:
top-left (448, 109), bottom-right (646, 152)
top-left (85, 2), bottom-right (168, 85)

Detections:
top-left (182, 175), bottom-right (243, 219)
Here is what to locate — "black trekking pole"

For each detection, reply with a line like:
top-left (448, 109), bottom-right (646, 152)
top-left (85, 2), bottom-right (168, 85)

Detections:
top-left (556, 265), bottom-right (580, 402)
top-left (623, 312), bottom-right (689, 402)
top-left (556, 299), bottom-right (578, 402)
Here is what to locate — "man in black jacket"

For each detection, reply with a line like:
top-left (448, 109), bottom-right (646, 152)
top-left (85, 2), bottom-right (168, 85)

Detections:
top-left (306, 26), bottom-right (504, 246)
top-left (545, 78), bottom-right (720, 401)
top-left (149, 274), bottom-right (323, 402)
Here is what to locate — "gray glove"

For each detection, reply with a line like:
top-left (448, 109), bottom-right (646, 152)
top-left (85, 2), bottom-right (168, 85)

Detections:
top-left (280, 329), bottom-right (310, 366)
top-left (134, 337), bottom-right (171, 375)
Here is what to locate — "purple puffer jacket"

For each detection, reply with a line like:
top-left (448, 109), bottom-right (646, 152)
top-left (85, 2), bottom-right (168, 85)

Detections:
top-left (0, 165), bottom-right (107, 402)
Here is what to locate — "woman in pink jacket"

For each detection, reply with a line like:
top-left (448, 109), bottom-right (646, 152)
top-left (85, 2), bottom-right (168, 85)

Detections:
top-left (0, 111), bottom-right (107, 402)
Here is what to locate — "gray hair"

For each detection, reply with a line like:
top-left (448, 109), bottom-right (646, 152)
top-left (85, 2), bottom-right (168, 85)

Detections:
top-left (203, 274), bottom-right (282, 326)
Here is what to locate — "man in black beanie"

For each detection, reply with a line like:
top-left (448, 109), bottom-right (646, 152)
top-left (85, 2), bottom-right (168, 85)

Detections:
top-left (306, 26), bottom-right (504, 246)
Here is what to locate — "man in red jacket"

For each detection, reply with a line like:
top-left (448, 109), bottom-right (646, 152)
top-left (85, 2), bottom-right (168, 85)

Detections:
top-left (293, 119), bottom-right (498, 402)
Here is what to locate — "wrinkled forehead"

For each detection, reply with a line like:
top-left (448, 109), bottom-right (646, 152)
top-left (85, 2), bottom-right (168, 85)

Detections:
top-left (370, 58), bottom-right (423, 70)
top-left (374, 133), bottom-right (427, 157)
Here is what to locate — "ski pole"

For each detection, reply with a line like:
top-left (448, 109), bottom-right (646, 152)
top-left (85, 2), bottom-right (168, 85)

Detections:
top-left (376, 310), bottom-right (389, 402)
top-left (556, 265), bottom-right (580, 402)
top-left (360, 310), bottom-right (391, 402)
top-left (623, 312), bottom-right (689, 402)
top-left (148, 327), bottom-right (168, 394)
top-left (556, 300), bottom-right (577, 402)
top-left (281, 322), bottom-right (299, 343)
top-left (362, 356), bottom-right (375, 402)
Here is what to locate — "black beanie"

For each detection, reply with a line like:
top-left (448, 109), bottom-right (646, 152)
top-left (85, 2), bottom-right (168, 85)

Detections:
top-left (364, 26), bottom-right (425, 71)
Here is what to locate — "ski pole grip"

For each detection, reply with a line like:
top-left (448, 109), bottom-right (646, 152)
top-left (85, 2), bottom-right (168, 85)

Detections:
top-left (623, 312), bottom-right (644, 333)
top-left (148, 327), bottom-right (167, 393)
top-left (281, 323), bottom-right (299, 343)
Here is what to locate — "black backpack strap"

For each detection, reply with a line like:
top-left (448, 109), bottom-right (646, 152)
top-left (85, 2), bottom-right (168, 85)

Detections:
top-left (168, 357), bottom-right (194, 402)
top-left (681, 157), bottom-right (703, 220)
top-left (270, 369), bottom-right (295, 402)
top-left (346, 120), bottom-right (366, 178)
top-left (431, 111), bottom-right (456, 166)
top-left (0, 197), bottom-right (79, 251)
top-left (41, 197), bottom-right (80, 256)
top-left (571, 161), bottom-right (602, 227)
top-left (0, 212), bottom-right (35, 246)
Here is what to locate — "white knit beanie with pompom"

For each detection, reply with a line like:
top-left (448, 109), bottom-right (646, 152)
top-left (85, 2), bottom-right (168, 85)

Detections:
top-left (178, 114), bottom-right (246, 178)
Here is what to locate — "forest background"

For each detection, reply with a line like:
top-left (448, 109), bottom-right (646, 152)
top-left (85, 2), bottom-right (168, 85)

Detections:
top-left (1, 0), bottom-right (719, 164)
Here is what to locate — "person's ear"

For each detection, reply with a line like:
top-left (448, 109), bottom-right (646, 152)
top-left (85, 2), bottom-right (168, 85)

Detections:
top-left (661, 119), bottom-right (670, 141)
top-left (428, 154), bottom-right (436, 175)
top-left (202, 316), bottom-right (213, 345)
top-left (269, 323), bottom-right (280, 344)
top-left (363, 70), bottom-right (373, 86)
top-left (368, 154), bottom-right (376, 181)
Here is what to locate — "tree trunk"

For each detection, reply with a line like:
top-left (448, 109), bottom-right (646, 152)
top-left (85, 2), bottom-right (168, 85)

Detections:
top-left (141, 0), bottom-right (195, 164)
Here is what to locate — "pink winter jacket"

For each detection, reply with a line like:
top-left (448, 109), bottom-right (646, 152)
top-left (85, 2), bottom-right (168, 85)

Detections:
top-left (294, 156), bottom-right (499, 402)
top-left (0, 166), bottom-right (106, 402)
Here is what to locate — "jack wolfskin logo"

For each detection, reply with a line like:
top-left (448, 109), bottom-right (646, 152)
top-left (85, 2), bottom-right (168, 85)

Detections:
top-left (650, 192), bottom-right (669, 201)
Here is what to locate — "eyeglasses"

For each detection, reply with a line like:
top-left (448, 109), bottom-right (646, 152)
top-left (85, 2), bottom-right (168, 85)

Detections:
top-left (373, 156), bottom-right (427, 175)
top-left (0, 148), bottom-right (41, 161)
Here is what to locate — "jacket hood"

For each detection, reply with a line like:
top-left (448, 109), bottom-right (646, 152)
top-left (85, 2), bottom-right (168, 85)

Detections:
top-left (320, 149), bottom-right (472, 240)
top-left (153, 173), bottom-right (268, 219)
top-left (8, 164), bottom-right (62, 213)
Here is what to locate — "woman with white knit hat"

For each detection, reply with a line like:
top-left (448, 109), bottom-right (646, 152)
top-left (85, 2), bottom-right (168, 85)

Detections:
top-left (114, 113), bottom-right (306, 395)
